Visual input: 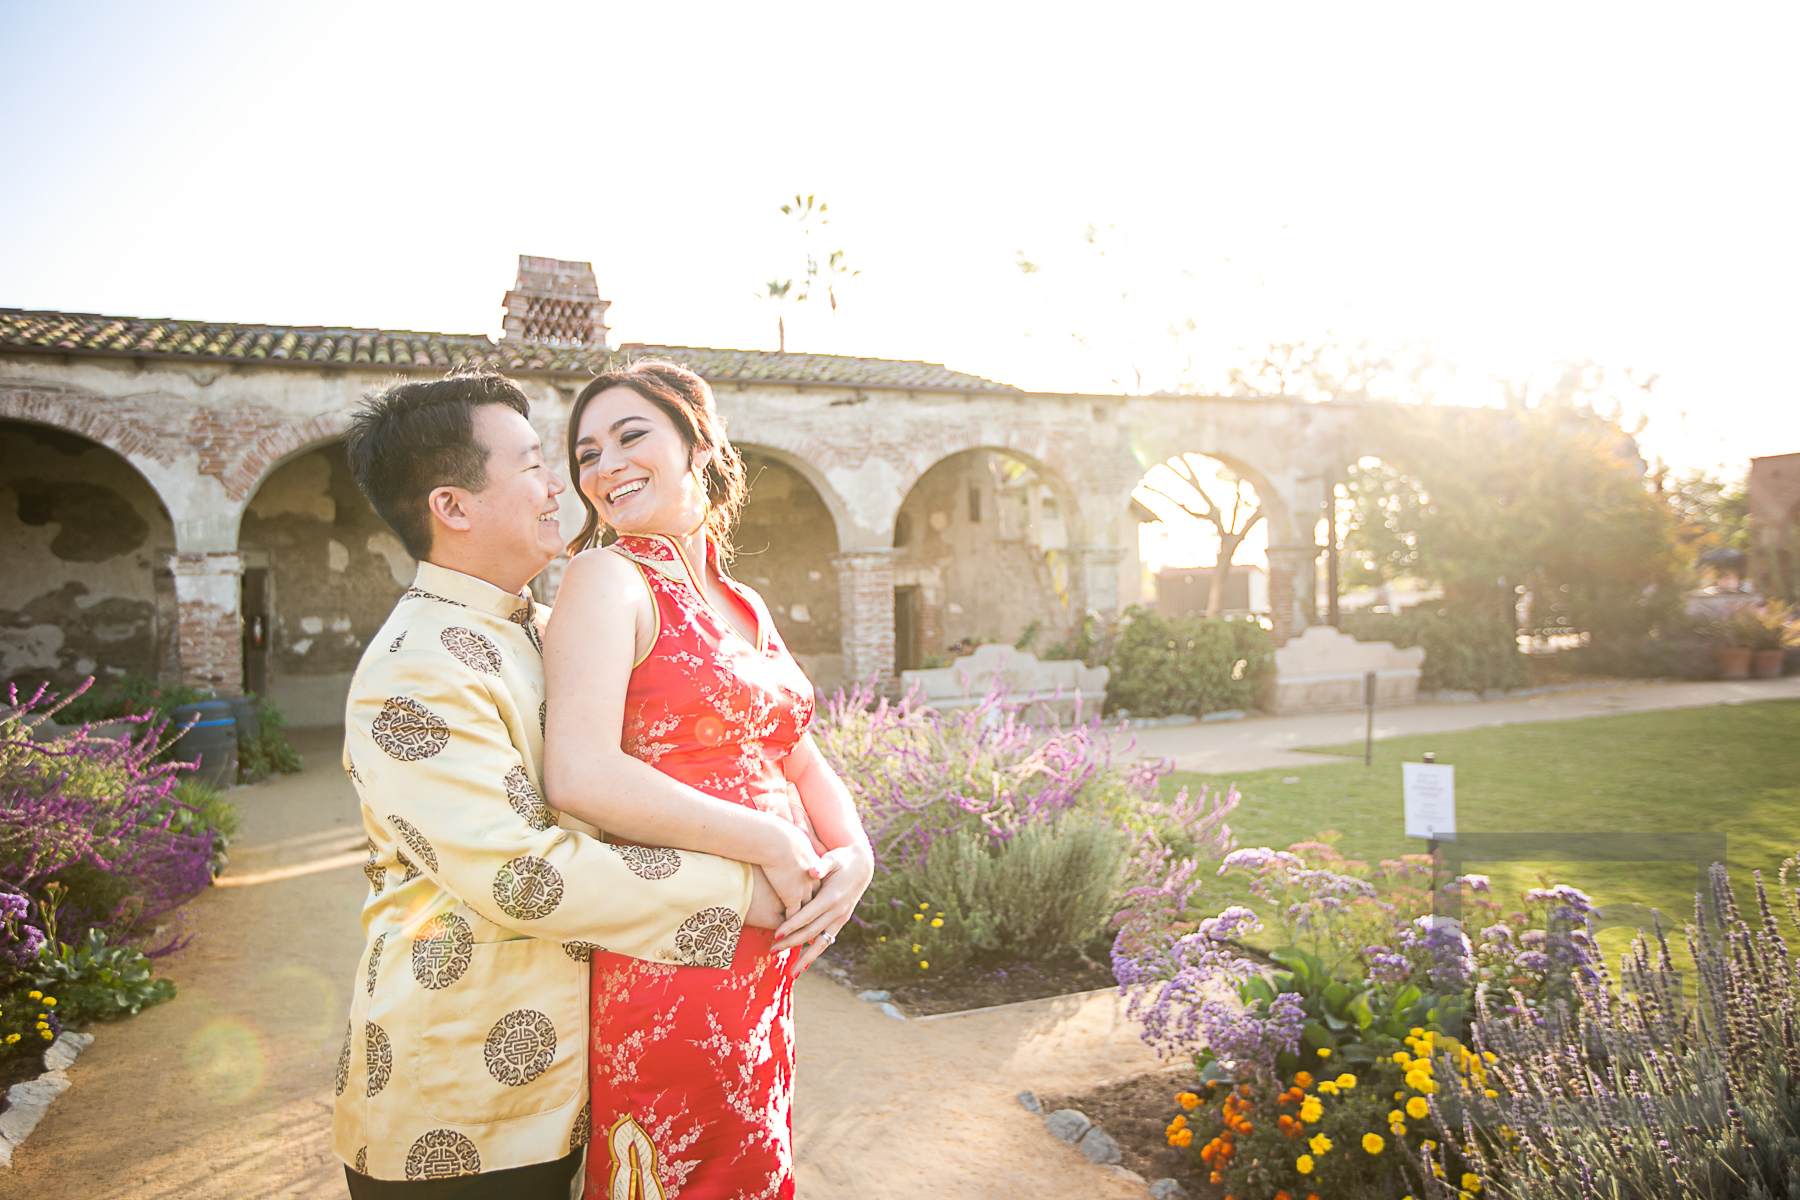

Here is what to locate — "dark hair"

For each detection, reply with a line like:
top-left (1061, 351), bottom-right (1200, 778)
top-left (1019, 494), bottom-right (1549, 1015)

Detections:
top-left (344, 369), bottom-right (532, 559)
top-left (565, 359), bottom-right (747, 558)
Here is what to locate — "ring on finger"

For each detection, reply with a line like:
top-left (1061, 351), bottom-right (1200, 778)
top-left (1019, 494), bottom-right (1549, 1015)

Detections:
top-left (817, 931), bottom-right (835, 946)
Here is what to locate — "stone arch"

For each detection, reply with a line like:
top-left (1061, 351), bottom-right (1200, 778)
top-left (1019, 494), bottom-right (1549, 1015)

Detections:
top-left (901, 442), bottom-right (1087, 546)
top-left (0, 416), bottom-right (180, 695)
top-left (732, 442), bottom-right (849, 695)
top-left (890, 445), bottom-right (1084, 667)
top-left (225, 412), bottom-right (354, 505)
top-left (730, 441), bottom-right (856, 553)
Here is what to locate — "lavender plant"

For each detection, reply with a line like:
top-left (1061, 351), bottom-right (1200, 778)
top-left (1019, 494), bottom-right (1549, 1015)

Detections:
top-left (815, 682), bottom-right (1237, 977)
top-left (1418, 858), bottom-right (1800, 1200)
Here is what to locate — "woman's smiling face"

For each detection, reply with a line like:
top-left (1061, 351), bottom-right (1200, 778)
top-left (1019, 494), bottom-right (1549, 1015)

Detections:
top-left (574, 385), bottom-right (711, 537)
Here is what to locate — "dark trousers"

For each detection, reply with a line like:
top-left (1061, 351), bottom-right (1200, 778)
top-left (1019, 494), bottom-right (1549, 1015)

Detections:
top-left (345, 1148), bottom-right (582, 1200)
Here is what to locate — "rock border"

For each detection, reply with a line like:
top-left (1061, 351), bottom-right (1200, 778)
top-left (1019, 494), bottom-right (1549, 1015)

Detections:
top-left (1016, 1089), bottom-right (1188, 1197)
top-left (0, 1031), bottom-right (93, 1168)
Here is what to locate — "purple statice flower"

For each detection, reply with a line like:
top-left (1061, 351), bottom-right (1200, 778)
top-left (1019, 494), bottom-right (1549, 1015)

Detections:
top-left (1455, 873), bottom-right (1492, 893)
top-left (1218, 847), bottom-right (1302, 876)
top-left (0, 887), bottom-right (45, 971)
top-left (1363, 944), bottom-right (1412, 984)
top-left (1195, 989), bottom-right (1306, 1078)
top-left (1514, 950), bottom-right (1552, 973)
top-left (1395, 916), bottom-right (1477, 992)
top-left (1481, 922), bottom-right (1515, 945)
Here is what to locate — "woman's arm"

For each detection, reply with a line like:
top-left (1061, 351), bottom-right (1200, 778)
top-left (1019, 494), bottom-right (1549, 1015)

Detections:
top-left (543, 548), bottom-right (820, 914)
top-left (774, 734), bottom-right (875, 973)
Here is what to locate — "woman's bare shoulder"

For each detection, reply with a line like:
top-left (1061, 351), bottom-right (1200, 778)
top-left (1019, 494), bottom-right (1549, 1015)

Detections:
top-left (558, 545), bottom-right (647, 594)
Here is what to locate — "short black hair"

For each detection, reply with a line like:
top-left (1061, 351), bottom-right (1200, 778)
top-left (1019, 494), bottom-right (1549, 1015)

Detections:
top-left (344, 370), bottom-right (532, 560)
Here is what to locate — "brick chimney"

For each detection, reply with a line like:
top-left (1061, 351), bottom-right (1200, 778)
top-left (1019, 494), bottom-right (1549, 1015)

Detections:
top-left (500, 255), bottom-right (610, 348)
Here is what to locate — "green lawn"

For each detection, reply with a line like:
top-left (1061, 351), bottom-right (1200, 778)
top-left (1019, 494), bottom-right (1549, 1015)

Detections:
top-left (1163, 698), bottom-right (1800, 969)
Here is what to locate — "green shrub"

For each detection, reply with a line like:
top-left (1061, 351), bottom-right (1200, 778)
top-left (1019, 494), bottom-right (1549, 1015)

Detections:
top-left (1341, 608), bottom-right (1529, 693)
top-left (236, 695), bottom-right (302, 783)
top-left (53, 673), bottom-right (302, 784)
top-left (1102, 607), bottom-right (1273, 717)
top-left (30, 928), bottom-right (175, 1022)
top-left (862, 813), bottom-right (1131, 979)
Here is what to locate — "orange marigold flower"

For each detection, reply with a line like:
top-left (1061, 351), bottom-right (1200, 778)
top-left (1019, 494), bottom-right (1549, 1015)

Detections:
top-left (1172, 1128), bottom-right (1193, 1148)
top-left (1177, 1092), bottom-right (1201, 1110)
top-left (1294, 1071), bottom-right (1314, 1088)
top-left (1209, 1171), bottom-right (1222, 1185)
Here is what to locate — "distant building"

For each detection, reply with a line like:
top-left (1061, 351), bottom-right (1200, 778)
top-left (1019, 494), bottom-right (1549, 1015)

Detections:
top-left (1155, 564), bottom-right (1268, 618)
top-left (1, 256), bottom-right (1363, 721)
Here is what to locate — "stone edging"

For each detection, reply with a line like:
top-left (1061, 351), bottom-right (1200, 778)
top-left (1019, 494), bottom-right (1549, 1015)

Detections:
top-left (0, 1031), bottom-right (94, 1167)
top-left (1016, 1089), bottom-right (1189, 1198)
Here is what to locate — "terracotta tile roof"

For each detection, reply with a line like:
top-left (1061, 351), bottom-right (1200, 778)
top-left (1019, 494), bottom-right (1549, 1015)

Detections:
top-left (0, 309), bottom-right (1019, 393)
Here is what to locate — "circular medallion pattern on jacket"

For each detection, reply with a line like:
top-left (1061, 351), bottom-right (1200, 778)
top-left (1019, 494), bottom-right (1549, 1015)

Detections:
top-left (334, 1020), bottom-right (352, 1096)
top-left (387, 814), bottom-right (439, 873)
top-left (364, 849), bottom-right (386, 895)
top-left (372, 696), bottom-right (449, 761)
top-left (365, 1021), bottom-right (393, 1096)
top-left (366, 933), bottom-right (385, 996)
top-left (346, 756), bottom-right (363, 785)
top-left (539, 701), bottom-right (546, 736)
top-left (674, 905), bottom-right (743, 969)
top-left (504, 766), bottom-right (554, 831)
top-left (569, 1099), bottom-right (591, 1154)
top-left (609, 843), bottom-right (681, 881)
top-left (483, 1008), bottom-right (557, 1087)
top-left (354, 1146), bottom-right (367, 1175)
top-left (493, 855), bottom-right (564, 920)
top-left (388, 631), bottom-right (405, 653)
top-left (411, 913), bottom-right (473, 989)
top-left (561, 941), bottom-right (602, 962)
top-left (440, 626), bottom-right (503, 675)
top-left (405, 1129), bottom-right (481, 1180)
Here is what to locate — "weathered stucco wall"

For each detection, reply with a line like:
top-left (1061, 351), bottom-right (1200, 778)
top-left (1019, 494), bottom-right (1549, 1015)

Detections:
top-left (0, 420), bottom-right (174, 697)
top-left (735, 450), bottom-right (844, 694)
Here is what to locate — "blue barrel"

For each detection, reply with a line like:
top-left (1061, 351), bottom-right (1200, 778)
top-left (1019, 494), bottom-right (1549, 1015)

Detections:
top-left (170, 701), bottom-right (237, 790)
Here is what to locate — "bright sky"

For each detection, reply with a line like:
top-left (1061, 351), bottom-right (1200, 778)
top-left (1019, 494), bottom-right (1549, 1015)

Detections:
top-left (3, 1), bottom-right (1795, 510)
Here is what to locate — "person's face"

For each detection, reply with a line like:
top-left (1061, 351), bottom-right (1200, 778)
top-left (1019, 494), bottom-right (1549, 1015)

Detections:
top-left (573, 386), bottom-right (711, 537)
top-left (458, 404), bottom-right (567, 571)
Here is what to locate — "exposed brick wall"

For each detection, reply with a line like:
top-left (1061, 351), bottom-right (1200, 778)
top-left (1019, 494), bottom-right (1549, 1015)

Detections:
top-left (832, 549), bottom-right (898, 690)
top-left (1266, 543), bottom-right (1320, 647)
top-left (169, 551), bottom-right (243, 693)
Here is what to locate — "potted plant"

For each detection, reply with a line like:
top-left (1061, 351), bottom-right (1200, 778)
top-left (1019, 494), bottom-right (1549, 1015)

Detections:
top-left (1724, 603), bottom-right (1798, 679)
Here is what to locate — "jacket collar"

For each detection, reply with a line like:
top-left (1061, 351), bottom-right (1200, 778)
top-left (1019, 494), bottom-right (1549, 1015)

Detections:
top-left (406, 561), bottom-right (536, 624)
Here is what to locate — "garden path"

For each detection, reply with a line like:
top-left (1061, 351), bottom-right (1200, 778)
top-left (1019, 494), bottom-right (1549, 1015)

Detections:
top-left (0, 727), bottom-right (1161, 1200)
top-left (1123, 674), bottom-right (1800, 775)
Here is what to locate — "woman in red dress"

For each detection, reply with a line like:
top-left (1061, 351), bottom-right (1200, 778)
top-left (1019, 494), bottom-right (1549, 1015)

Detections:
top-left (542, 360), bottom-right (873, 1199)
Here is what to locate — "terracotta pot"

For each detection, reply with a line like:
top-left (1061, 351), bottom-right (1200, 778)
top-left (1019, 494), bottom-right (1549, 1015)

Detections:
top-left (1751, 648), bottom-right (1786, 679)
top-left (1716, 647), bottom-right (1752, 680)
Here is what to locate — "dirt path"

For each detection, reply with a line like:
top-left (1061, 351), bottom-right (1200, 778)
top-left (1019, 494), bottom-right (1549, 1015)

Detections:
top-left (1, 728), bottom-right (1162, 1199)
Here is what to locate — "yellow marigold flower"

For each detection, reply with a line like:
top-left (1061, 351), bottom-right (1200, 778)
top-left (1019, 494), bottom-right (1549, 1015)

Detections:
top-left (1432, 1164), bottom-right (1445, 1178)
top-left (1484, 1088), bottom-right (1499, 1099)
top-left (1336, 1073), bottom-right (1357, 1089)
top-left (1422, 1139), bottom-right (1438, 1152)
top-left (914, 913), bottom-right (925, 921)
top-left (4, 1034), bottom-right (16, 1044)
top-left (919, 902), bottom-right (930, 909)
top-left (42, 997), bottom-right (55, 1007)
top-left (1394, 1091), bottom-right (1406, 1100)
top-left (1176, 1092), bottom-right (1200, 1111)
top-left (1317, 1081), bottom-right (1338, 1095)
top-left (1363, 1133), bottom-right (1385, 1154)
top-left (1410, 1026), bottom-right (1424, 1037)
top-left (1407, 1096), bottom-right (1429, 1120)
top-left (1168, 1114), bottom-right (1188, 1131)
top-left (1172, 1128), bottom-right (1193, 1147)
top-left (1296, 1155), bottom-right (1315, 1175)
top-left (1388, 1109), bottom-right (1404, 1123)
top-left (1393, 1051), bottom-right (1412, 1064)
top-left (912, 944), bottom-right (922, 953)
top-left (1299, 1098), bottom-right (1323, 1123)
top-left (1308, 1133), bottom-right (1333, 1155)
top-left (1390, 1122), bottom-right (1407, 1137)
top-left (27, 991), bottom-right (41, 1000)
top-left (878, 936), bottom-right (887, 942)
top-left (1417, 1078), bottom-right (1437, 1094)
top-left (1462, 1174), bottom-right (1482, 1193)
top-left (1483, 1051), bottom-right (1497, 1064)
top-left (919, 961), bottom-right (929, 970)
top-left (930, 918), bottom-right (944, 928)
top-left (1316, 1047), bottom-right (1332, 1059)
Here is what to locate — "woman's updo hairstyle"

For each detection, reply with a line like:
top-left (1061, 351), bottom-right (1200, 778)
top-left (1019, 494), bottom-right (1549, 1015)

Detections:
top-left (565, 358), bottom-right (748, 558)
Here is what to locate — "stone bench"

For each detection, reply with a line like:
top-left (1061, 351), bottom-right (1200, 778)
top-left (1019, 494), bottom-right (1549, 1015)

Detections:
top-left (900, 644), bottom-right (1110, 725)
top-left (1271, 625), bottom-right (1424, 714)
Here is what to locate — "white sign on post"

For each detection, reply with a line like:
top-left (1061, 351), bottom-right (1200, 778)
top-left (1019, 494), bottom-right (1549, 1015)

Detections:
top-left (1403, 762), bottom-right (1456, 841)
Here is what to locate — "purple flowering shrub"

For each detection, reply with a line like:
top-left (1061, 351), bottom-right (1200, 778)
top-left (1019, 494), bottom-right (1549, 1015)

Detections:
top-left (815, 682), bottom-right (1238, 976)
top-left (1, 684), bottom-right (221, 978)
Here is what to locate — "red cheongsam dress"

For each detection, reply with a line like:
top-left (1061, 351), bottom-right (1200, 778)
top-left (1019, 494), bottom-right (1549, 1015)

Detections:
top-left (584, 533), bottom-right (816, 1200)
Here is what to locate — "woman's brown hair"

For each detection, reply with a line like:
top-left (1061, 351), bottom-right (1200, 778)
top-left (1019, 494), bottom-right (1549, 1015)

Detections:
top-left (564, 359), bottom-right (748, 558)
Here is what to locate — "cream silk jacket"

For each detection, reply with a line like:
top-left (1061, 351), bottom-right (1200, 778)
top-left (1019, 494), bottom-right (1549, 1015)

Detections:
top-left (331, 561), bottom-right (755, 1183)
